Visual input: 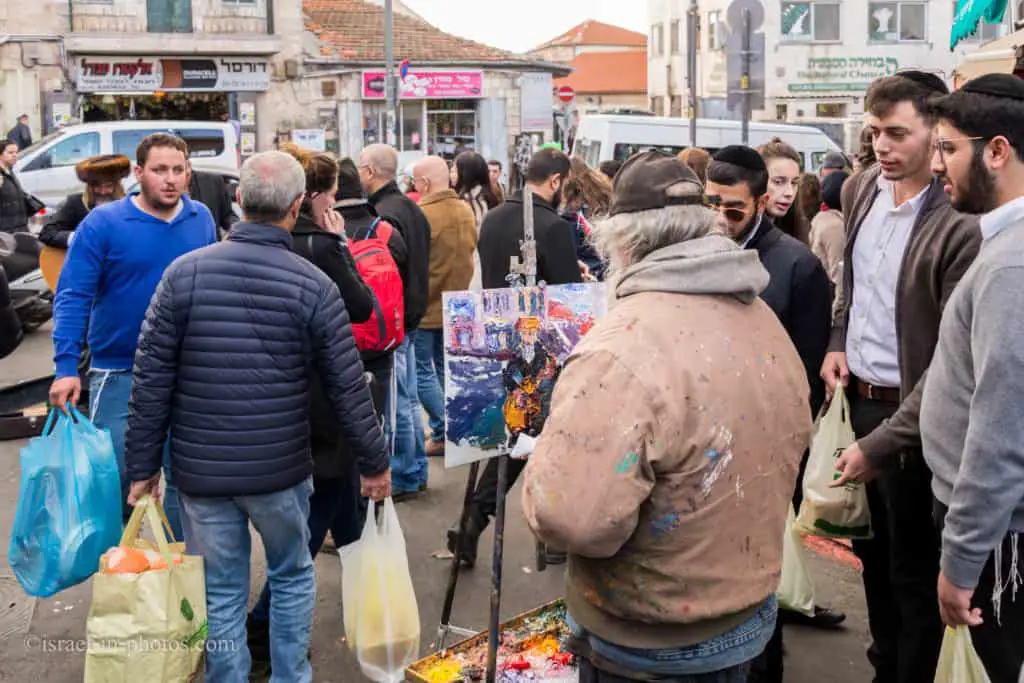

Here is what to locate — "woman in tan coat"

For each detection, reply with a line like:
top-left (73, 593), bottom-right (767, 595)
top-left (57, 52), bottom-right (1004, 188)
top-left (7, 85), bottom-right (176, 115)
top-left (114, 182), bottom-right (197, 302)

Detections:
top-left (809, 170), bottom-right (848, 317)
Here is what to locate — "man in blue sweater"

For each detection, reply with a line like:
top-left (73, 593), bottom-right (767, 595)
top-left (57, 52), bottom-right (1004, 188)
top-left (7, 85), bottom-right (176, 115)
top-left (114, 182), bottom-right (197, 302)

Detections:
top-left (49, 132), bottom-right (216, 538)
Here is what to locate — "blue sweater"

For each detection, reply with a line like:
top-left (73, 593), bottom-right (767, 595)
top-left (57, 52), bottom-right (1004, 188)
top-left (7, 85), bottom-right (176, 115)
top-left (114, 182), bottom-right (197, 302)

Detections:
top-left (53, 195), bottom-right (216, 378)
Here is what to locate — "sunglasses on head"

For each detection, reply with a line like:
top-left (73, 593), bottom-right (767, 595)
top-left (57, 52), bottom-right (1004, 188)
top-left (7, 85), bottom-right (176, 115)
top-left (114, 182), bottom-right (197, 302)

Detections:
top-left (702, 195), bottom-right (749, 223)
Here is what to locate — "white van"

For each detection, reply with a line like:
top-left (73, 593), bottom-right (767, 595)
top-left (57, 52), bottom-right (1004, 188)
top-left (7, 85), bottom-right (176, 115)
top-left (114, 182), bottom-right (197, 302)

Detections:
top-left (573, 115), bottom-right (843, 174)
top-left (14, 121), bottom-right (240, 207)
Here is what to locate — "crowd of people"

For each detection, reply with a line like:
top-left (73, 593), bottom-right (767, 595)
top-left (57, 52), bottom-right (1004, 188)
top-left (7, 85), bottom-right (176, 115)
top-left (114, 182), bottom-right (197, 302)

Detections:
top-left (3, 67), bottom-right (1023, 683)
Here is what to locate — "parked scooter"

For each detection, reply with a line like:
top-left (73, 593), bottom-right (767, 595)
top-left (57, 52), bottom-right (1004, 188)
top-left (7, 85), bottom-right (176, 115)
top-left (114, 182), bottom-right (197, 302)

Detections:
top-left (0, 232), bottom-right (53, 332)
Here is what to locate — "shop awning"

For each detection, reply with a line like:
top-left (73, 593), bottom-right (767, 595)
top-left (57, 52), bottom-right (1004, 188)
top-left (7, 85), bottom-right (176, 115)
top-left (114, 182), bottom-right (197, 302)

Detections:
top-left (951, 0), bottom-right (1010, 49)
top-left (954, 27), bottom-right (1024, 82)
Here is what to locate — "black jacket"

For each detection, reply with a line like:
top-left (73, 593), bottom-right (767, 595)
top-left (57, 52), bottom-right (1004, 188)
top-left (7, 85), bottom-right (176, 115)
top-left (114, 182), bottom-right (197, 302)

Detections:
top-left (478, 192), bottom-right (583, 288)
top-left (0, 264), bottom-right (22, 359)
top-left (746, 220), bottom-right (832, 414)
top-left (39, 193), bottom-right (89, 248)
top-left (7, 123), bottom-right (31, 150)
top-left (0, 167), bottom-right (29, 234)
top-left (125, 222), bottom-right (388, 497)
top-left (368, 181), bottom-right (430, 329)
top-left (189, 171), bottom-right (237, 238)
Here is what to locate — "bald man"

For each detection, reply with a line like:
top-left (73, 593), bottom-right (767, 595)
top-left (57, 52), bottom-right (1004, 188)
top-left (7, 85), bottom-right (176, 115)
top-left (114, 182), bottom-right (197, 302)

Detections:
top-left (412, 156), bottom-right (478, 458)
top-left (359, 144), bottom-right (433, 497)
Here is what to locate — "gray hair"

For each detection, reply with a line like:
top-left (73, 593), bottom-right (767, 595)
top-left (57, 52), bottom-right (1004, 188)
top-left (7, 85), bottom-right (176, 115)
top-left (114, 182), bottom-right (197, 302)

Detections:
top-left (360, 143), bottom-right (398, 180)
top-left (239, 151), bottom-right (306, 223)
top-left (593, 205), bottom-right (715, 273)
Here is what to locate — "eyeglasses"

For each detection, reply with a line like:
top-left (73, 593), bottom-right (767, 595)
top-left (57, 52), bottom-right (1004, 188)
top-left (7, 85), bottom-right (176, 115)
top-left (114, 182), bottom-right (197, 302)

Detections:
top-left (932, 136), bottom-right (986, 161)
top-left (702, 195), bottom-right (750, 223)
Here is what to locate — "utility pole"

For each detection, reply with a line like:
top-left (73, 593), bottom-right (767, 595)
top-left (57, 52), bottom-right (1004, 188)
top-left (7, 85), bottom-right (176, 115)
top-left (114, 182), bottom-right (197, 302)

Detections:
top-left (740, 7), bottom-right (752, 146)
top-left (687, 0), bottom-right (698, 147)
top-left (384, 0), bottom-right (397, 146)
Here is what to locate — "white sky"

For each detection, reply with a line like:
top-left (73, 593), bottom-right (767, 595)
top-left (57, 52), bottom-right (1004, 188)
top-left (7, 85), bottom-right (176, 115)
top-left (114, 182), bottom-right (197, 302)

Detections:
top-left (402, 0), bottom-right (650, 54)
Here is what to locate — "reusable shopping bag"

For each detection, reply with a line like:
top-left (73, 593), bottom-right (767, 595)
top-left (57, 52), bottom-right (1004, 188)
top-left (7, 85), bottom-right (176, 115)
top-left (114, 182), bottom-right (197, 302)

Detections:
top-left (796, 384), bottom-right (872, 539)
top-left (340, 497), bottom-right (421, 683)
top-left (934, 626), bottom-right (991, 683)
top-left (84, 495), bottom-right (207, 683)
top-left (777, 505), bottom-right (815, 617)
top-left (9, 407), bottom-right (121, 597)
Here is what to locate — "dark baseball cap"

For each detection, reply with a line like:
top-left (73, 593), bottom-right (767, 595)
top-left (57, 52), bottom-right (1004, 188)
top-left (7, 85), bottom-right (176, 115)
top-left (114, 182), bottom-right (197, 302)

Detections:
top-left (823, 151), bottom-right (849, 170)
top-left (610, 150), bottom-right (704, 216)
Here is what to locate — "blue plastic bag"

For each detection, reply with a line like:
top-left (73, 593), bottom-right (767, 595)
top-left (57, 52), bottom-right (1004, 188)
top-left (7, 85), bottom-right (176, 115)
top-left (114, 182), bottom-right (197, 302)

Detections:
top-left (9, 407), bottom-right (122, 597)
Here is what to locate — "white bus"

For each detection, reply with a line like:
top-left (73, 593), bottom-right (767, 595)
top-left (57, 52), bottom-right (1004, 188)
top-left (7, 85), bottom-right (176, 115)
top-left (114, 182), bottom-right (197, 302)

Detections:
top-left (573, 115), bottom-right (844, 174)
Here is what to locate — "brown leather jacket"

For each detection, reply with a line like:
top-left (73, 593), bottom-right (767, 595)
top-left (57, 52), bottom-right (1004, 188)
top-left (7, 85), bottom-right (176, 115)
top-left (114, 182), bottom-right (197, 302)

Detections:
top-left (831, 165), bottom-right (981, 466)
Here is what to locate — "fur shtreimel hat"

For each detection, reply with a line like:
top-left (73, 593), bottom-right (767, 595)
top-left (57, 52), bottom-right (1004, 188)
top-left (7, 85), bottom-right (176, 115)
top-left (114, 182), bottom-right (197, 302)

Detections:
top-left (75, 154), bottom-right (131, 184)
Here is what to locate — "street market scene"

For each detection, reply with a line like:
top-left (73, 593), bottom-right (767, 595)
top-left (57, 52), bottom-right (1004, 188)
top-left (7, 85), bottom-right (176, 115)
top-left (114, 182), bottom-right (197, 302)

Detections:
top-left (3, 0), bottom-right (1024, 682)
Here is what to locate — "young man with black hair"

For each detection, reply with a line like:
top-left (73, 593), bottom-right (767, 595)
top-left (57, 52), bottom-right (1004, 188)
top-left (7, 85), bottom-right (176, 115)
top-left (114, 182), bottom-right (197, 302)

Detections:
top-left (705, 146), bottom-right (835, 683)
top-left (487, 158), bottom-right (506, 203)
top-left (824, 72), bottom-right (981, 683)
top-left (447, 147), bottom-right (582, 567)
top-left (919, 73), bottom-right (1024, 683)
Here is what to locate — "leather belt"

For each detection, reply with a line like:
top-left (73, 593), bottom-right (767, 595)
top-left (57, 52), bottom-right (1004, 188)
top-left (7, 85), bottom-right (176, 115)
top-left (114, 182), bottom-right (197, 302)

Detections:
top-left (854, 378), bottom-right (900, 404)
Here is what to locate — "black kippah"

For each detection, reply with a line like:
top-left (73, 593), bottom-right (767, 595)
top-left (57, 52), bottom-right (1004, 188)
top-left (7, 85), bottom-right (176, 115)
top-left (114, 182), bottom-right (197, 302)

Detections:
top-left (711, 145), bottom-right (767, 173)
top-left (895, 69), bottom-right (949, 95)
top-left (961, 73), bottom-right (1024, 101)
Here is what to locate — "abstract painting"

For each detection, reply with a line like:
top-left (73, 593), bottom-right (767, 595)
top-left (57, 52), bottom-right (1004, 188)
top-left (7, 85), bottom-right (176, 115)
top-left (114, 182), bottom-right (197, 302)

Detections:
top-left (442, 283), bottom-right (607, 468)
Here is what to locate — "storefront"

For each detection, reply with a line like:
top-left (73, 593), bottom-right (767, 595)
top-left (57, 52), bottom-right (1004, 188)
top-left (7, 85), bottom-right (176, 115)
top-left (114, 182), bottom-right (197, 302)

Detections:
top-left (359, 69), bottom-right (485, 160)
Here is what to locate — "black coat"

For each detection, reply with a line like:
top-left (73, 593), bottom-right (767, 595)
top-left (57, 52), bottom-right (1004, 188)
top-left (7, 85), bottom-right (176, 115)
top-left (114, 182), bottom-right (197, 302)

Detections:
top-left (0, 167), bottom-right (29, 234)
top-left (0, 264), bottom-right (22, 359)
top-left (39, 193), bottom-right (89, 248)
top-left (189, 170), bottom-right (237, 238)
top-left (6, 123), bottom-right (31, 150)
top-left (746, 221), bottom-right (832, 414)
top-left (478, 192), bottom-right (583, 288)
top-left (125, 222), bottom-right (388, 498)
top-left (368, 181), bottom-right (430, 329)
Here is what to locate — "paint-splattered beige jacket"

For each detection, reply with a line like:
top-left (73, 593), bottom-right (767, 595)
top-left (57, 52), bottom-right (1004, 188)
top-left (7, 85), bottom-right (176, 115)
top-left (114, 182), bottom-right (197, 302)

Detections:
top-left (523, 235), bottom-right (813, 650)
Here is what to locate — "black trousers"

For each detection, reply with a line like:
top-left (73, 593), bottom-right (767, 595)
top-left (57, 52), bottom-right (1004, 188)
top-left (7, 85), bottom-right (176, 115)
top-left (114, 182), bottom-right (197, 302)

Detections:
top-left (470, 455), bottom-right (527, 524)
top-left (934, 501), bottom-right (1024, 683)
top-left (849, 392), bottom-right (943, 683)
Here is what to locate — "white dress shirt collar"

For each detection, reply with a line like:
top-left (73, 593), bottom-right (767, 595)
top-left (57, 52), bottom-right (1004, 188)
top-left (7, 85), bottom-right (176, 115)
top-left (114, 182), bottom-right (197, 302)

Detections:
top-left (980, 196), bottom-right (1024, 243)
top-left (876, 175), bottom-right (929, 216)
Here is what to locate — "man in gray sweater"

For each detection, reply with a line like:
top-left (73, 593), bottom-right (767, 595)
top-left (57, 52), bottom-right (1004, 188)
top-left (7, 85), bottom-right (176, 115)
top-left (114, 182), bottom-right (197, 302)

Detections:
top-left (920, 73), bottom-right (1024, 683)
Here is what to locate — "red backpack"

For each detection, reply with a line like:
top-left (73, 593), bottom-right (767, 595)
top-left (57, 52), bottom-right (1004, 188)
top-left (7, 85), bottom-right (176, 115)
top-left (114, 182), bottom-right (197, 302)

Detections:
top-left (349, 218), bottom-right (405, 352)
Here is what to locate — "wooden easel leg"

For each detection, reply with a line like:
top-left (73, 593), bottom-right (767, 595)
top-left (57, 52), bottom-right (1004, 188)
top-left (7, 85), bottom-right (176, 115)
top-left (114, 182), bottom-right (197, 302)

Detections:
top-left (486, 454), bottom-right (510, 683)
top-left (437, 460), bottom-right (481, 648)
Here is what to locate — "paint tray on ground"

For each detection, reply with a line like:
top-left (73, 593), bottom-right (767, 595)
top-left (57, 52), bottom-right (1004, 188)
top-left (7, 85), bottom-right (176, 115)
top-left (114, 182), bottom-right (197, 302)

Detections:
top-left (406, 600), bottom-right (578, 682)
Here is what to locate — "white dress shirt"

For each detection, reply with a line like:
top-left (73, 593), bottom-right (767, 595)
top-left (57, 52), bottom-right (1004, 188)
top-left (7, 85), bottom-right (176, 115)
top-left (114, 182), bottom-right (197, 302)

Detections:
top-left (846, 177), bottom-right (928, 388)
top-left (980, 195), bottom-right (1024, 243)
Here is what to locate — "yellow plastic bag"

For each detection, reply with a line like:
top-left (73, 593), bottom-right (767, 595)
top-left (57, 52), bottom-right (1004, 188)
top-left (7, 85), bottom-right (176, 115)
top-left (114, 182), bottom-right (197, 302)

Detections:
top-left (935, 626), bottom-right (991, 683)
top-left (796, 384), bottom-right (872, 539)
top-left (340, 497), bottom-right (420, 682)
top-left (84, 495), bottom-right (206, 683)
top-left (778, 505), bottom-right (815, 617)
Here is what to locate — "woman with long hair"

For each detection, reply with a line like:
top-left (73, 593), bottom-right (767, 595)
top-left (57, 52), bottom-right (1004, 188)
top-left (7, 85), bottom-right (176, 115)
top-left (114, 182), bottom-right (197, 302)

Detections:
top-left (562, 156), bottom-right (612, 280)
top-left (757, 138), bottom-right (811, 245)
top-left (453, 151), bottom-right (500, 229)
top-left (799, 172), bottom-right (822, 224)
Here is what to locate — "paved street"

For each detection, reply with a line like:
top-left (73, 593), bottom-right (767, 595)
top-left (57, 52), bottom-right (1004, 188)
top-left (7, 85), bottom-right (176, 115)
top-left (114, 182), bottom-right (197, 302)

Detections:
top-left (0, 329), bottom-right (874, 682)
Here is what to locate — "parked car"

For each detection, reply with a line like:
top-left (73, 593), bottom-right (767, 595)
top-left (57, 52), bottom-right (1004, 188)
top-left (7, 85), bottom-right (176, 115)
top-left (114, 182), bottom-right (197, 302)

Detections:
top-left (14, 121), bottom-right (240, 207)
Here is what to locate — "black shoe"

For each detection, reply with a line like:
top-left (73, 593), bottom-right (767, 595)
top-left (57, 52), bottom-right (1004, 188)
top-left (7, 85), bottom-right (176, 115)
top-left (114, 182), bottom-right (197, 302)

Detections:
top-left (781, 604), bottom-right (847, 629)
top-left (246, 614), bottom-right (271, 678)
top-left (446, 514), bottom-right (485, 568)
top-left (544, 550), bottom-right (568, 565)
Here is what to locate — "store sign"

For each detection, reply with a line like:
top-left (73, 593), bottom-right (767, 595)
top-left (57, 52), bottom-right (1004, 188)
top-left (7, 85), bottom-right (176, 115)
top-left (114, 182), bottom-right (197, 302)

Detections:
top-left (788, 56), bottom-right (899, 93)
top-left (362, 70), bottom-right (483, 99)
top-left (76, 56), bottom-right (271, 93)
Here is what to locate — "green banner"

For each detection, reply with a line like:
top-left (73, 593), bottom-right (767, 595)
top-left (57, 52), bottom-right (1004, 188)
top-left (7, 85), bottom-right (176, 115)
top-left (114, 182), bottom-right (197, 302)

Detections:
top-left (950, 0), bottom-right (1008, 49)
top-left (788, 82), bottom-right (873, 93)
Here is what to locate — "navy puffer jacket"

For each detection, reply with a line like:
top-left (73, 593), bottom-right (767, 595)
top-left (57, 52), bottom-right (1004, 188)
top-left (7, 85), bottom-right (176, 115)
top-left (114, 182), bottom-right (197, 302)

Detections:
top-left (125, 222), bottom-right (388, 498)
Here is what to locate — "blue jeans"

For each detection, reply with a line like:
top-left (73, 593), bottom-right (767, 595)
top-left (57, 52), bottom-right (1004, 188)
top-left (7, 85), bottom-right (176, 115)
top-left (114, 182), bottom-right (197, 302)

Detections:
top-left (392, 331), bottom-right (427, 492)
top-left (568, 595), bottom-right (777, 678)
top-left (250, 472), bottom-right (365, 624)
top-left (89, 369), bottom-right (182, 541)
top-left (414, 328), bottom-right (445, 442)
top-left (181, 478), bottom-right (315, 683)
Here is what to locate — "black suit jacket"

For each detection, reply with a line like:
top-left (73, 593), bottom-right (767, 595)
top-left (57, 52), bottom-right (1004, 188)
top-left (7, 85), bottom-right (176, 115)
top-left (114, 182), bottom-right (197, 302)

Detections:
top-left (39, 193), bottom-right (90, 248)
top-left (189, 171), bottom-right (236, 238)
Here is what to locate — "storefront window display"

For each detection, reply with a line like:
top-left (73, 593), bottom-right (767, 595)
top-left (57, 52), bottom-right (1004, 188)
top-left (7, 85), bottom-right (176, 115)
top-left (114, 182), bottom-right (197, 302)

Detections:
top-left (81, 92), bottom-right (231, 122)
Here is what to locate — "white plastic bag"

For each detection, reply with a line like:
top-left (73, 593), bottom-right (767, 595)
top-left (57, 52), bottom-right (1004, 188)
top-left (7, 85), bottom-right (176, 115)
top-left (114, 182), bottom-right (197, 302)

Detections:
top-left (796, 384), bottom-right (872, 539)
top-left (935, 626), bottom-right (991, 683)
top-left (778, 505), bottom-right (815, 617)
top-left (340, 498), bottom-right (421, 682)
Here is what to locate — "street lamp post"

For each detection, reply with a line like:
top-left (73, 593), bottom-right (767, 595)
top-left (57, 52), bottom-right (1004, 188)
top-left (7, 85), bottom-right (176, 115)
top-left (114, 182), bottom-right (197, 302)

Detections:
top-left (384, 0), bottom-right (397, 146)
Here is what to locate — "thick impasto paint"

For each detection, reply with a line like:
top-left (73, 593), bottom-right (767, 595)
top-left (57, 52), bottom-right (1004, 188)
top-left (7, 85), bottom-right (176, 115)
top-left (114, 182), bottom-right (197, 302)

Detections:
top-left (442, 283), bottom-right (606, 468)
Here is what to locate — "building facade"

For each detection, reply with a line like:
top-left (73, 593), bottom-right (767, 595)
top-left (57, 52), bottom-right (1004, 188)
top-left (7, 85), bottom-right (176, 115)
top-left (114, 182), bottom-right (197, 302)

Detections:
top-left (647, 0), bottom-right (1016, 138)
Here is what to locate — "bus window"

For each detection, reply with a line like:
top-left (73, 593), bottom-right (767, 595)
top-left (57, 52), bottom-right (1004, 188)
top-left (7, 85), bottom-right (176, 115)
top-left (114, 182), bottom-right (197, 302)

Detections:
top-left (613, 142), bottom-right (687, 161)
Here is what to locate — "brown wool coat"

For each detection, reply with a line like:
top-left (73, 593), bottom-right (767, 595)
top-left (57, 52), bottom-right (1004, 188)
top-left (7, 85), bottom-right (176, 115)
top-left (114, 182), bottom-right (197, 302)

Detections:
top-left (418, 189), bottom-right (478, 329)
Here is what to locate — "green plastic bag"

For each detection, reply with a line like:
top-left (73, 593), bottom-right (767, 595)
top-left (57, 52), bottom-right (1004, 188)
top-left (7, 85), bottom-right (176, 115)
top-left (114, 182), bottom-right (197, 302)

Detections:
top-left (796, 384), bottom-right (872, 539)
top-left (935, 626), bottom-right (991, 683)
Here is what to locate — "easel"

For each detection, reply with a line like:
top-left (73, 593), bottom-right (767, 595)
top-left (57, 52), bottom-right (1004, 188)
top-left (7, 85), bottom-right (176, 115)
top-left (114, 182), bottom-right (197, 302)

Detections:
top-left (436, 186), bottom-right (543, 683)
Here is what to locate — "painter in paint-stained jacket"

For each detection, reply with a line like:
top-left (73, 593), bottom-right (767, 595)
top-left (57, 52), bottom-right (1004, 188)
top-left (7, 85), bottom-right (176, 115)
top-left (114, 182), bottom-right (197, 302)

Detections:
top-left (523, 233), bottom-right (813, 651)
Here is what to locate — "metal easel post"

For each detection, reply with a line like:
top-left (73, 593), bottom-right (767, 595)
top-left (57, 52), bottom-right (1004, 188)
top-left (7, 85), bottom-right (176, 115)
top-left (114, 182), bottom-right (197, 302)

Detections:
top-left (437, 460), bottom-right (482, 649)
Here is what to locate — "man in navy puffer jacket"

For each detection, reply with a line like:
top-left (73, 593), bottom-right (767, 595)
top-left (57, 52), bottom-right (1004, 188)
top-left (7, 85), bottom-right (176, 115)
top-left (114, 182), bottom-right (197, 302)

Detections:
top-left (124, 151), bottom-right (390, 683)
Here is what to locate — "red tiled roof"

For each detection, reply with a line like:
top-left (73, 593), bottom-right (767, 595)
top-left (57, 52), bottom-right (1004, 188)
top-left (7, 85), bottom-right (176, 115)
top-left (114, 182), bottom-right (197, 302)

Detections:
top-left (535, 19), bottom-right (647, 50)
top-left (305, 0), bottom-right (536, 64)
top-left (553, 50), bottom-right (647, 94)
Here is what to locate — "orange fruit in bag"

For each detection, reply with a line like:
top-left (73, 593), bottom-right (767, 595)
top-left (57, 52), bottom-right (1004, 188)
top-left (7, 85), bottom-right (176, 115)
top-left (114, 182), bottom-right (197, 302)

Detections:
top-left (102, 546), bottom-right (150, 574)
top-left (143, 549), bottom-right (183, 570)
